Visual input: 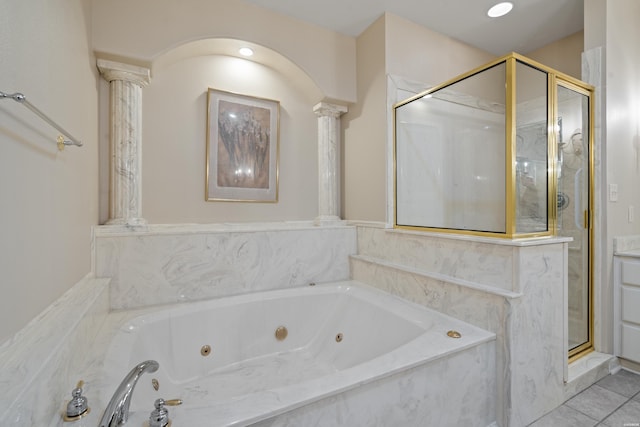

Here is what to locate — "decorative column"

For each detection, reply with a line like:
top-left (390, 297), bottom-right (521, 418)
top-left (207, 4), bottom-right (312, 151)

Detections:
top-left (97, 59), bottom-right (150, 225)
top-left (313, 102), bottom-right (348, 225)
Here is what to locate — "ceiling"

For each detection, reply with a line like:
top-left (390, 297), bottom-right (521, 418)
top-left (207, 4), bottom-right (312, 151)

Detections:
top-left (242, 0), bottom-right (584, 56)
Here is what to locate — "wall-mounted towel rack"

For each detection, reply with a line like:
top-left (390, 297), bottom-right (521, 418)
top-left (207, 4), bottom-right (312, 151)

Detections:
top-left (0, 90), bottom-right (83, 150)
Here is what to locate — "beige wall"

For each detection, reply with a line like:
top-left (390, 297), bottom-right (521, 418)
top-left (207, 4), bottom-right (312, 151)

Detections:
top-left (584, 0), bottom-right (607, 51)
top-left (93, 0), bottom-right (358, 224)
top-left (343, 16), bottom-right (388, 221)
top-left (0, 0), bottom-right (98, 343)
top-left (343, 13), bottom-right (494, 222)
top-left (92, 0), bottom-right (356, 103)
top-left (587, 0), bottom-right (640, 353)
top-left (141, 54), bottom-right (319, 222)
top-left (602, 0), bottom-right (640, 241)
top-left (385, 14), bottom-right (494, 87)
top-left (526, 31), bottom-right (584, 79)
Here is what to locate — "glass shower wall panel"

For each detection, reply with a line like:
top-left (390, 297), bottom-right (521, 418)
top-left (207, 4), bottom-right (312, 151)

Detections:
top-left (395, 97), bottom-right (447, 228)
top-left (515, 61), bottom-right (549, 233)
top-left (395, 63), bottom-right (506, 233)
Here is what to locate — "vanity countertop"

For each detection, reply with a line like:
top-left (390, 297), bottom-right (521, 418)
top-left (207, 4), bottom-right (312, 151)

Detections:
top-left (614, 249), bottom-right (640, 258)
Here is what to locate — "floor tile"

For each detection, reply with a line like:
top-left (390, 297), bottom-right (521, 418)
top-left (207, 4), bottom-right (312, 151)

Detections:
top-left (597, 370), bottom-right (640, 398)
top-left (601, 399), bottom-right (640, 427)
top-left (564, 385), bottom-right (628, 421)
top-left (527, 404), bottom-right (598, 427)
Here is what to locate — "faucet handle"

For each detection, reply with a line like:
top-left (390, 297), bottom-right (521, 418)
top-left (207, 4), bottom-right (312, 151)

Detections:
top-left (149, 398), bottom-right (183, 427)
top-left (62, 380), bottom-right (90, 421)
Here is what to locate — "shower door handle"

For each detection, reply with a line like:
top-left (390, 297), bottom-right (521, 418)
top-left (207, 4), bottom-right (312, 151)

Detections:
top-left (574, 168), bottom-right (583, 228)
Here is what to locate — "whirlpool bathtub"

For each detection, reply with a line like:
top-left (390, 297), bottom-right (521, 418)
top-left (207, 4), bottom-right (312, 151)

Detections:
top-left (102, 280), bottom-right (497, 426)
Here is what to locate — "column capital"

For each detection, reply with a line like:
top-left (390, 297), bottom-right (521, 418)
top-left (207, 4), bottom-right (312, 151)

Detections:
top-left (313, 102), bottom-right (348, 118)
top-left (97, 59), bottom-right (150, 87)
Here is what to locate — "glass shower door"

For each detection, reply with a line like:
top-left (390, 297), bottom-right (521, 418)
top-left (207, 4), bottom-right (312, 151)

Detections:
top-left (556, 83), bottom-right (592, 357)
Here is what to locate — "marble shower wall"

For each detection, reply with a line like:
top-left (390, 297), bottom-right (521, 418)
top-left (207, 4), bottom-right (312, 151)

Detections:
top-left (351, 224), bottom-right (568, 427)
top-left (93, 222), bottom-right (357, 310)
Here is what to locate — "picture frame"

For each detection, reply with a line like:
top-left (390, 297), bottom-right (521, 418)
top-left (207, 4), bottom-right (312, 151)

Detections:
top-left (206, 88), bottom-right (280, 202)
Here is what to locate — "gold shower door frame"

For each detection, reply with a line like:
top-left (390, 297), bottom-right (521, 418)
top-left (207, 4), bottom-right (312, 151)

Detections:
top-left (554, 78), bottom-right (595, 361)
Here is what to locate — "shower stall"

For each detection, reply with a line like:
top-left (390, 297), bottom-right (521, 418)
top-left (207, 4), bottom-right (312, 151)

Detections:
top-left (393, 53), bottom-right (594, 360)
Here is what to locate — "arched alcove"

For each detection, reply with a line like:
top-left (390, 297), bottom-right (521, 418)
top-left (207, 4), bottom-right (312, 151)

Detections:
top-left (92, 0), bottom-right (356, 104)
top-left (96, 37), bottom-right (330, 224)
top-left (151, 38), bottom-right (325, 105)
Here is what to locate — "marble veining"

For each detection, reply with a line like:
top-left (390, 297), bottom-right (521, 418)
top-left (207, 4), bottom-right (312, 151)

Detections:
top-left (97, 59), bottom-right (150, 226)
top-left (351, 224), bottom-right (572, 427)
top-left (0, 218), bottom-right (613, 426)
top-left (613, 235), bottom-right (640, 254)
top-left (358, 227), bottom-right (512, 289)
top-left (94, 223), bottom-right (357, 309)
top-left (256, 342), bottom-right (496, 427)
top-left (351, 253), bottom-right (522, 299)
top-left (313, 102), bottom-right (348, 224)
top-left (0, 276), bottom-right (110, 426)
top-left (350, 253), bottom-right (510, 426)
top-left (507, 243), bottom-right (566, 425)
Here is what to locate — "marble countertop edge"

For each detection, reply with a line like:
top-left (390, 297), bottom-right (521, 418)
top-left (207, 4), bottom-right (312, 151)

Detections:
top-left (93, 221), bottom-right (355, 237)
top-left (351, 254), bottom-right (523, 299)
top-left (614, 249), bottom-right (640, 257)
top-left (384, 227), bottom-right (572, 247)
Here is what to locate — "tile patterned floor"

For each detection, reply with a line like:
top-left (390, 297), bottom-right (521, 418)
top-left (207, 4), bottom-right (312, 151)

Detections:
top-left (528, 369), bottom-right (640, 427)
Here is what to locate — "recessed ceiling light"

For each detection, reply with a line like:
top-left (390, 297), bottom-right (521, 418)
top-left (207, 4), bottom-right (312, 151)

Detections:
top-left (239, 47), bottom-right (254, 57)
top-left (487, 2), bottom-right (513, 18)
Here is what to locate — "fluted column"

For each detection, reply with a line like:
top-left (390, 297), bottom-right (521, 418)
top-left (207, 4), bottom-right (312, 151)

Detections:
top-left (313, 102), bottom-right (348, 225)
top-left (97, 59), bottom-right (150, 225)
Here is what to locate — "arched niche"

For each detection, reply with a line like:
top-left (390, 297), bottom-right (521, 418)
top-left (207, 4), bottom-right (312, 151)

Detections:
top-left (92, 0), bottom-right (356, 103)
top-left (150, 38), bottom-right (324, 104)
top-left (97, 37), bottom-right (348, 224)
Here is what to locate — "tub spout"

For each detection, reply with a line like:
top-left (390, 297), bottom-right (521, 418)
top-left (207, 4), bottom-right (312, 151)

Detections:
top-left (99, 360), bottom-right (159, 427)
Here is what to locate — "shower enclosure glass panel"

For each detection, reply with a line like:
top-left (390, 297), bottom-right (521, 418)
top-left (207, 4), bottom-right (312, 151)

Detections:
top-left (395, 63), bottom-right (506, 233)
top-left (557, 84), bottom-right (591, 355)
top-left (515, 62), bottom-right (548, 234)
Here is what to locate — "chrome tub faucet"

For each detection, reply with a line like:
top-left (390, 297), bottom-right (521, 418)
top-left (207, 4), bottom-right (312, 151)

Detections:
top-left (99, 360), bottom-right (159, 427)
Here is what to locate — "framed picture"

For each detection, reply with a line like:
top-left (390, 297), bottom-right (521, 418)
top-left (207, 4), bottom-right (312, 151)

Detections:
top-left (206, 88), bottom-right (280, 202)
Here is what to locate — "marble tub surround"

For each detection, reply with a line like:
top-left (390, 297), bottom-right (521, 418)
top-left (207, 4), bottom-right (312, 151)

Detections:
top-left (48, 281), bottom-right (496, 427)
top-left (98, 341), bottom-right (494, 427)
top-left (253, 341), bottom-right (496, 427)
top-left (0, 276), bottom-right (110, 425)
top-left (351, 224), bottom-right (573, 426)
top-left (356, 226), bottom-right (571, 293)
top-left (93, 221), bottom-right (357, 310)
